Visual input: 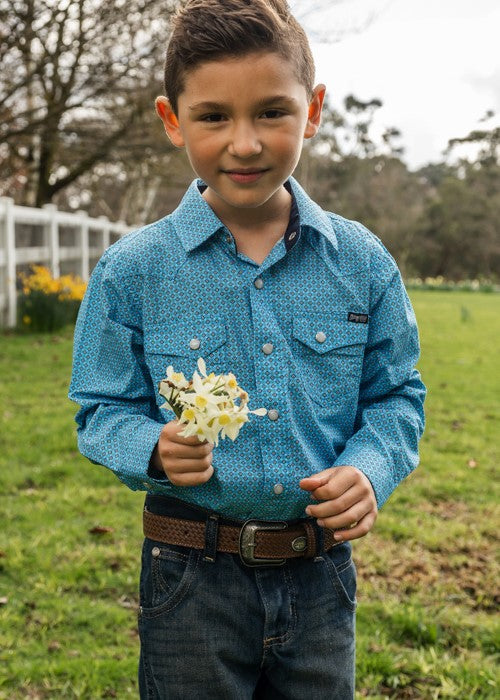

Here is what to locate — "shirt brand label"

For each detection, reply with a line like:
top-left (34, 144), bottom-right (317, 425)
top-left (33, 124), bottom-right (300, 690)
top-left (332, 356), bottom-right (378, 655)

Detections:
top-left (348, 312), bottom-right (369, 324)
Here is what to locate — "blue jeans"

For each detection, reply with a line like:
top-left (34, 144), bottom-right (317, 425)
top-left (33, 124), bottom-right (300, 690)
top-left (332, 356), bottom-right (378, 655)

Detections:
top-left (138, 495), bottom-right (356, 699)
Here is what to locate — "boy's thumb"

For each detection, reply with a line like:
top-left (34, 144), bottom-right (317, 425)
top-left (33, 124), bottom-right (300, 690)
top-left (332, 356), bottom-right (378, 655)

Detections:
top-left (299, 474), bottom-right (330, 491)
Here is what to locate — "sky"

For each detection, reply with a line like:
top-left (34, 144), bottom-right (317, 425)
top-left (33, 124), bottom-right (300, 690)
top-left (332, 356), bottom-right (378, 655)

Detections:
top-left (290, 0), bottom-right (500, 170)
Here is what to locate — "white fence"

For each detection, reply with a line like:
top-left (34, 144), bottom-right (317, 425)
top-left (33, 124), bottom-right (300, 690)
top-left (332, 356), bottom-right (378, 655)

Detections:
top-left (0, 197), bottom-right (130, 328)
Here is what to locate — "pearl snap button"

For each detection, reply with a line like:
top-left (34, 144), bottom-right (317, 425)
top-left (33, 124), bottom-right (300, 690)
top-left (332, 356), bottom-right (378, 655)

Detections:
top-left (315, 331), bottom-right (326, 343)
top-left (189, 338), bottom-right (201, 350)
top-left (268, 409), bottom-right (279, 421)
top-left (288, 231), bottom-right (297, 241)
top-left (273, 483), bottom-right (284, 495)
top-left (262, 343), bottom-right (274, 355)
top-left (152, 547), bottom-right (161, 557)
top-left (254, 277), bottom-right (264, 289)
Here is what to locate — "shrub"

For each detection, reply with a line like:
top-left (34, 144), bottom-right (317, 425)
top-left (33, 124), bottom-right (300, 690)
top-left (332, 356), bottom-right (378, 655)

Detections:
top-left (18, 265), bottom-right (87, 332)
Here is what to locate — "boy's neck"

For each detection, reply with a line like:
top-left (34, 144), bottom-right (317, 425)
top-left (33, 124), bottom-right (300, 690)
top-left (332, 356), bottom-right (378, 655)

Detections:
top-left (202, 184), bottom-right (292, 236)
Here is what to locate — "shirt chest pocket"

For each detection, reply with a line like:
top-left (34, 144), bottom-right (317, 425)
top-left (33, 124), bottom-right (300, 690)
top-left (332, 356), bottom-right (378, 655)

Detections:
top-left (144, 321), bottom-right (229, 393)
top-left (291, 317), bottom-right (369, 407)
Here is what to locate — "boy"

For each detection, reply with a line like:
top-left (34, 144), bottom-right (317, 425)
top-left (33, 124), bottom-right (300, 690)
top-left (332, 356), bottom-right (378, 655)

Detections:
top-left (69, 0), bottom-right (425, 697)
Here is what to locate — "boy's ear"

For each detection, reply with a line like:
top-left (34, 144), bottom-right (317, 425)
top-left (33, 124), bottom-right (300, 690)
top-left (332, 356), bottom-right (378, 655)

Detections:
top-left (304, 84), bottom-right (326, 140)
top-left (155, 96), bottom-right (185, 147)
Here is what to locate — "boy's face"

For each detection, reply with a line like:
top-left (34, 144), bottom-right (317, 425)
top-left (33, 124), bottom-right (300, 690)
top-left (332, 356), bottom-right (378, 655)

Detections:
top-left (156, 51), bottom-right (325, 222)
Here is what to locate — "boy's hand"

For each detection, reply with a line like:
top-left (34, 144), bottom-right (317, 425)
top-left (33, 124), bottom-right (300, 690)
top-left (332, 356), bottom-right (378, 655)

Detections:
top-left (154, 420), bottom-right (214, 486)
top-left (299, 466), bottom-right (377, 542)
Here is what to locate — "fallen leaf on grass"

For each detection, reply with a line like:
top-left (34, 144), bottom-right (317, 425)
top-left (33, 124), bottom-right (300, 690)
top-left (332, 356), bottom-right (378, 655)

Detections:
top-left (467, 459), bottom-right (478, 468)
top-left (88, 526), bottom-right (114, 535)
top-left (118, 595), bottom-right (138, 610)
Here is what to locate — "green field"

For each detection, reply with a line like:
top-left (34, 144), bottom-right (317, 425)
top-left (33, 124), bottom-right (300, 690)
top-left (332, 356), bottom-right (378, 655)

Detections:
top-left (0, 291), bottom-right (498, 699)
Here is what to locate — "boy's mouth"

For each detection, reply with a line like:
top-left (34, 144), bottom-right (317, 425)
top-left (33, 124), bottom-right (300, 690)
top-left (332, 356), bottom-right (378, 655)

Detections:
top-left (221, 168), bottom-right (269, 184)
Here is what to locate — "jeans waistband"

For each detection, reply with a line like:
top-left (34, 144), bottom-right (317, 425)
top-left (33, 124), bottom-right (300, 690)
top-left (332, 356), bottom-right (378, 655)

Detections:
top-left (143, 494), bottom-right (309, 527)
top-left (144, 494), bottom-right (248, 526)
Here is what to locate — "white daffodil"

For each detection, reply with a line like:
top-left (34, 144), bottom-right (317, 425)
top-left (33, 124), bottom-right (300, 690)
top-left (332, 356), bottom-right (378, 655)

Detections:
top-left (197, 357), bottom-right (207, 376)
top-left (165, 365), bottom-right (189, 389)
top-left (220, 413), bottom-right (249, 441)
top-left (249, 407), bottom-right (268, 416)
top-left (158, 357), bottom-right (267, 446)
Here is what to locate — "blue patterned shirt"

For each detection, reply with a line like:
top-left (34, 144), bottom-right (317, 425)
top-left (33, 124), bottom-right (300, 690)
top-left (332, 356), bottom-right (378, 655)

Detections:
top-left (69, 177), bottom-right (425, 520)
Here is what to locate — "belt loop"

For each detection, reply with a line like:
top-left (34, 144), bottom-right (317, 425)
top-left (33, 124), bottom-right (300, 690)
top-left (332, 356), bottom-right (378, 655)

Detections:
top-left (314, 523), bottom-right (325, 557)
top-left (303, 521), bottom-right (317, 559)
top-left (203, 513), bottom-right (220, 563)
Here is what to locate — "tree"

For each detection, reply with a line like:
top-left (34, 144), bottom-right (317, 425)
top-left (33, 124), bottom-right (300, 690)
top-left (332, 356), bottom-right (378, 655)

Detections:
top-left (296, 95), bottom-right (422, 274)
top-left (407, 119), bottom-right (500, 281)
top-left (0, 0), bottom-right (179, 207)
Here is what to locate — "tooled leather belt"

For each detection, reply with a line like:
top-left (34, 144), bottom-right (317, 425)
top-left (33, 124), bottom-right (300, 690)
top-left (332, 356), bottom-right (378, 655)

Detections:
top-left (143, 508), bottom-right (339, 567)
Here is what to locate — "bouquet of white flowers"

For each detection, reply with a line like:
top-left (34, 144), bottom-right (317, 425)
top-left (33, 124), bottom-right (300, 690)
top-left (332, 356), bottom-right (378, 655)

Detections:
top-left (158, 357), bottom-right (267, 446)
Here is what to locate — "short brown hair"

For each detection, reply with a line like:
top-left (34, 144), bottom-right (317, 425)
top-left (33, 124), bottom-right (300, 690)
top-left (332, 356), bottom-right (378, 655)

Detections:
top-left (164, 0), bottom-right (315, 114)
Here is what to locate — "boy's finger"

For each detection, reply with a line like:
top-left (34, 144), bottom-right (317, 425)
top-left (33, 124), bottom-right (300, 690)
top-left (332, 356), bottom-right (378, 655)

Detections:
top-left (167, 465), bottom-right (214, 487)
top-left (313, 501), bottom-right (371, 530)
top-left (168, 457), bottom-right (213, 473)
top-left (306, 470), bottom-right (356, 502)
top-left (299, 476), bottom-right (330, 491)
top-left (173, 441), bottom-right (213, 457)
top-left (305, 486), bottom-right (359, 518)
top-left (172, 429), bottom-right (209, 446)
top-left (330, 510), bottom-right (377, 543)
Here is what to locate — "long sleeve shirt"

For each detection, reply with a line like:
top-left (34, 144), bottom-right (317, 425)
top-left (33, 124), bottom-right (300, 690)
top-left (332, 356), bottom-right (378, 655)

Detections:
top-left (69, 177), bottom-right (426, 521)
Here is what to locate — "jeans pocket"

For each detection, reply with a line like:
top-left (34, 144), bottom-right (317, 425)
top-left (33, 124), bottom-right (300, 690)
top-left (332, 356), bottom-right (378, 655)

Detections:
top-left (139, 538), bottom-right (201, 618)
top-left (323, 544), bottom-right (357, 612)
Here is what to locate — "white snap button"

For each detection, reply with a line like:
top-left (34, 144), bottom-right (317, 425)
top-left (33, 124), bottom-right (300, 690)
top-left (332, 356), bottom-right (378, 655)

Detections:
top-left (268, 409), bottom-right (279, 421)
top-left (315, 331), bottom-right (326, 343)
top-left (189, 338), bottom-right (201, 350)
top-left (273, 483), bottom-right (284, 495)
top-left (142, 481), bottom-right (150, 489)
top-left (254, 277), bottom-right (264, 289)
top-left (152, 547), bottom-right (161, 557)
top-left (288, 231), bottom-right (297, 241)
top-left (262, 343), bottom-right (274, 355)
top-left (226, 234), bottom-right (232, 243)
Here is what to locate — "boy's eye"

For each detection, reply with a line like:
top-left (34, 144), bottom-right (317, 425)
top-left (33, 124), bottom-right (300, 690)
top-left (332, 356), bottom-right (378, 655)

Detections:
top-left (200, 113), bottom-right (225, 122)
top-left (261, 109), bottom-right (285, 119)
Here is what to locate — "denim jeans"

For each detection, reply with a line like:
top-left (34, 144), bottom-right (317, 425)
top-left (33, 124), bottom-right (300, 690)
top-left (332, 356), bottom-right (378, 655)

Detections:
top-left (138, 495), bottom-right (356, 699)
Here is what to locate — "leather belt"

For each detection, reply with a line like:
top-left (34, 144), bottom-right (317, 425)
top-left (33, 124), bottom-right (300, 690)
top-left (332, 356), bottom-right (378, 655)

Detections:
top-left (143, 508), bottom-right (338, 567)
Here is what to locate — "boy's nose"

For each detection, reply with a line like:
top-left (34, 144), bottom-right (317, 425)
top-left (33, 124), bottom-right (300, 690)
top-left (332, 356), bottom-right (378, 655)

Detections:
top-left (227, 122), bottom-right (263, 158)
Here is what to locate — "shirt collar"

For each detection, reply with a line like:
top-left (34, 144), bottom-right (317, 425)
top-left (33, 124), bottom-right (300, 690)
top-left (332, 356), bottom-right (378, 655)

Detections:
top-left (169, 176), bottom-right (337, 253)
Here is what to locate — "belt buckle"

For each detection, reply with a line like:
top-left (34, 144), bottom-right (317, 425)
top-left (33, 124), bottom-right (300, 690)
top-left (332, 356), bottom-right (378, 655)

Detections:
top-left (239, 519), bottom-right (287, 567)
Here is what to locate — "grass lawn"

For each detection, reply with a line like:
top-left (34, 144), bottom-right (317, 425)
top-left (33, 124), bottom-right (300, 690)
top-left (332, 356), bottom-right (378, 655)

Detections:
top-left (0, 290), bottom-right (498, 699)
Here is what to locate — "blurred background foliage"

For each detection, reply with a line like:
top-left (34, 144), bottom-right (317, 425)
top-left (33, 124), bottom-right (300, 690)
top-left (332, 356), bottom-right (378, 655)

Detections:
top-left (1, 0), bottom-right (499, 282)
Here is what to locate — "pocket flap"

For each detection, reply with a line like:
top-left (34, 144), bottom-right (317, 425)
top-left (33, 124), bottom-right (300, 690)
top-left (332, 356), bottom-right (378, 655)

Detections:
top-left (144, 321), bottom-right (227, 357)
top-left (293, 316), bottom-right (368, 354)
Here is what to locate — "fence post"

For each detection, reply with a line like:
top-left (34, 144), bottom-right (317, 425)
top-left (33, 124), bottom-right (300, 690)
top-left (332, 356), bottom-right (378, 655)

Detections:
top-left (43, 203), bottom-right (59, 278)
top-left (77, 210), bottom-right (90, 281)
top-left (2, 197), bottom-right (17, 328)
top-left (98, 215), bottom-right (110, 256)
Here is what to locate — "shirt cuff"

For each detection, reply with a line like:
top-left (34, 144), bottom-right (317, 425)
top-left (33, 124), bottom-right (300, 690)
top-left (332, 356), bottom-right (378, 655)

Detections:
top-left (147, 459), bottom-right (168, 482)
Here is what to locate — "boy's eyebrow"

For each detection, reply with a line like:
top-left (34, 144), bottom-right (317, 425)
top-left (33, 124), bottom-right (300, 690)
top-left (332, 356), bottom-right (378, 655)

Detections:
top-left (188, 96), bottom-right (300, 112)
